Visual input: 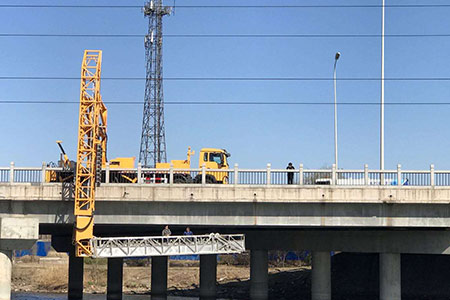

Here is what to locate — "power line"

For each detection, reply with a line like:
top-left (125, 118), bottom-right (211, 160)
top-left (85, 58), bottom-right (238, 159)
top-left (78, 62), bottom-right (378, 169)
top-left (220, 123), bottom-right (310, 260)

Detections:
top-left (2, 4), bottom-right (450, 9)
top-left (2, 33), bottom-right (450, 38)
top-left (3, 76), bottom-right (450, 81)
top-left (2, 100), bottom-right (450, 106)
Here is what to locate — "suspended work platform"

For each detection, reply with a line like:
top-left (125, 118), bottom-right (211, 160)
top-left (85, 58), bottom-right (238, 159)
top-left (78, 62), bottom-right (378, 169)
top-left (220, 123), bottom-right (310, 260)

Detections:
top-left (90, 233), bottom-right (245, 258)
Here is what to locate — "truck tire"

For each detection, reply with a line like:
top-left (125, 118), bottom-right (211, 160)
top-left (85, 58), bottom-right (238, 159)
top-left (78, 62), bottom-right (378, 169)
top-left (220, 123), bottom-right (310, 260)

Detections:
top-left (205, 174), bottom-right (217, 184)
top-left (193, 174), bottom-right (202, 184)
top-left (173, 174), bottom-right (187, 184)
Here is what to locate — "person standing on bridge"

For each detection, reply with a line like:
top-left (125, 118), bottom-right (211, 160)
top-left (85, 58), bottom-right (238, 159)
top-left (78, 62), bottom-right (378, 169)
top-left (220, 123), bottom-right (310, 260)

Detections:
top-left (162, 225), bottom-right (171, 236)
top-left (184, 227), bottom-right (193, 236)
top-left (286, 162), bottom-right (295, 184)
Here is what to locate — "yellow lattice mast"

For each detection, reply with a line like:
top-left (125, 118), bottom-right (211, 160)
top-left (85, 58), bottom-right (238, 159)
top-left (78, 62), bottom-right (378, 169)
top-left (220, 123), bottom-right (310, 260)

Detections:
top-left (74, 50), bottom-right (107, 257)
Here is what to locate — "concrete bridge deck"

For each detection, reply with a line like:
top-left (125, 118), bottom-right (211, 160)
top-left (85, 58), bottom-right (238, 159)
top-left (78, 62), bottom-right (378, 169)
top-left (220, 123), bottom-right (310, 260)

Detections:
top-left (1, 183), bottom-right (449, 228)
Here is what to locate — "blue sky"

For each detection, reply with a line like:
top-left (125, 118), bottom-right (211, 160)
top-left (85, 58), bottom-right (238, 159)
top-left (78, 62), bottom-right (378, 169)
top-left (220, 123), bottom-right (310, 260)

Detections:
top-left (2, 0), bottom-right (450, 169)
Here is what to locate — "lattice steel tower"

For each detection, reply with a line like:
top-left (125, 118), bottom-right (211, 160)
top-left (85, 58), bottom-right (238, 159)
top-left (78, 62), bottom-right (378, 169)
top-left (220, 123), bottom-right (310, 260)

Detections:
top-left (139, 0), bottom-right (171, 167)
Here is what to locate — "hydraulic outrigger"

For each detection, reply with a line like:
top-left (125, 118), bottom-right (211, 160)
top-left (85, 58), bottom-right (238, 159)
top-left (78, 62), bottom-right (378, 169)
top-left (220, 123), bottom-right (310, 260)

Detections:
top-left (73, 50), bottom-right (245, 258)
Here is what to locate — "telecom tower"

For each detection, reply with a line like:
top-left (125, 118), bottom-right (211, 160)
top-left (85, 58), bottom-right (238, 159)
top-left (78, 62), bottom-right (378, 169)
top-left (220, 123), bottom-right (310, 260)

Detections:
top-left (139, 0), bottom-right (171, 167)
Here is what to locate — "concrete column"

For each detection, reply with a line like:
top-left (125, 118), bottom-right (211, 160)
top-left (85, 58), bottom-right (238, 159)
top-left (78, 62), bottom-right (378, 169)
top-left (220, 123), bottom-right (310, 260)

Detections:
top-left (380, 253), bottom-right (401, 300)
top-left (311, 251), bottom-right (331, 300)
top-left (250, 249), bottom-right (268, 300)
top-left (200, 254), bottom-right (217, 299)
top-left (151, 256), bottom-right (168, 299)
top-left (68, 251), bottom-right (84, 300)
top-left (107, 258), bottom-right (123, 300)
top-left (0, 250), bottom-right (12, 300)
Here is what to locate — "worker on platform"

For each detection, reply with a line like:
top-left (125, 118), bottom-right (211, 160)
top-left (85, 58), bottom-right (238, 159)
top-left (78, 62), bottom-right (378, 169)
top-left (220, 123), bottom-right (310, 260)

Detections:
top-left (184, 227), bottom-right (193, 236)
top-left (162, 225), bottom-right (171, 236)
top-left (286, 162), bottom-right (295, 184)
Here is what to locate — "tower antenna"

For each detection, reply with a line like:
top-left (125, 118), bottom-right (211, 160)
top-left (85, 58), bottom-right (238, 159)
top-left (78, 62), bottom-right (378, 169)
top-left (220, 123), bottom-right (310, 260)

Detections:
top-left (139, 0), bottom-right (171, 167)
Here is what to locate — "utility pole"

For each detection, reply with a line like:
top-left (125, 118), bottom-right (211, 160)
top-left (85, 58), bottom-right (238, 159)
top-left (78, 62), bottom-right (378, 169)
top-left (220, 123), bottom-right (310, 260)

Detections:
top-left (139, 0), bottom-right (171, 167)
top-left (380, 0), bottom-right (385, 172)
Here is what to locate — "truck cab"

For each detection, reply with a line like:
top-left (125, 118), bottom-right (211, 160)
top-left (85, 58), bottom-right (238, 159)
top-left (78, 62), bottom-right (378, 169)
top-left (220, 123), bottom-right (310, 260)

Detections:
top-left (199, 148), bottom-right (231, 184)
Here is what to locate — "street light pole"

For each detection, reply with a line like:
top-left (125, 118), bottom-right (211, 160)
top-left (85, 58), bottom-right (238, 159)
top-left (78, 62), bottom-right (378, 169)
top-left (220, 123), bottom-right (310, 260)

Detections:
top-left (334, 52), bottom-right (341, 169)
top-left (380, 0), bottom-right (385, 171)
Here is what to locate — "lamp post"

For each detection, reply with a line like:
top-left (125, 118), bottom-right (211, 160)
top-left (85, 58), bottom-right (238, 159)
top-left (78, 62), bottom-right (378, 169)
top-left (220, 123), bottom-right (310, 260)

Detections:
top-left (334, 52), bottom-right (341, 169)
top-left (380, 0), bottom-right (385, 172)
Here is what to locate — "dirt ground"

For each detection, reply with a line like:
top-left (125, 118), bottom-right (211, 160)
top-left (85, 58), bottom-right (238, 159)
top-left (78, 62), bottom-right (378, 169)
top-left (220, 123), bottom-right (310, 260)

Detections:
top-left (12, 254), bottom-right (310, 299)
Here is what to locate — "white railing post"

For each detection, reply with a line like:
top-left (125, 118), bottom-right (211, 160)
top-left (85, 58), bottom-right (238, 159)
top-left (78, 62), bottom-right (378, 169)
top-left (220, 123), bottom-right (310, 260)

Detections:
top-left (9, 162), bottom-right (14, 183)
top-left (397, 164), bottom-right (402, 186)
top-left (299, 163), bottom-right (304, 186)
top-left (430, 164), bottom-right (435, 186)
top-left (266, 163), bottom-right (271, 185)
top-left (105, 162), bottom-right (110, 184)
top-left (331, 164), bottom-right (336, 186)
top-left (234, 163), bottom-right (239, 186)
top-left (137, 162), bottom-right (142, 184)
top-left (41, 162), bottom-right (47, 183)
top-left (364, 164), bottom-right (369, 186)
top-left (169, 163), bottom-right (174, 185)
top-left (201, 163), bottom-right (206, 185)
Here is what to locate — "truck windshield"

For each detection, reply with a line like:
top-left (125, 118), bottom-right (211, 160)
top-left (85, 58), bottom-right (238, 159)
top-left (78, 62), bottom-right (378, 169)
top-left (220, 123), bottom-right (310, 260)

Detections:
top-left (209, 153), bottom-right (223, 164)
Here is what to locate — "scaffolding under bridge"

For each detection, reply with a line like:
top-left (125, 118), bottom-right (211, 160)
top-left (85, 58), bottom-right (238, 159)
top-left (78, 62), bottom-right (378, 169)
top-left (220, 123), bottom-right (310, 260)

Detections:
top-left (90, 233), bottom-right (245, 258)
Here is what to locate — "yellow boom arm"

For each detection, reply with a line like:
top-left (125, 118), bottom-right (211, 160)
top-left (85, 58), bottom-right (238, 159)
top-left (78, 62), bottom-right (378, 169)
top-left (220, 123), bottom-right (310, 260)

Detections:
top-left (73, 50), bottom-right (107, 257)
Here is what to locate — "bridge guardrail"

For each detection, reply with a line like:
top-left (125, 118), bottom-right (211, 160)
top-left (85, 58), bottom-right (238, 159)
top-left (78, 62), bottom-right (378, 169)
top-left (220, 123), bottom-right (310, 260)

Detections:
top-left (1, 162), bottom-right (449, 187)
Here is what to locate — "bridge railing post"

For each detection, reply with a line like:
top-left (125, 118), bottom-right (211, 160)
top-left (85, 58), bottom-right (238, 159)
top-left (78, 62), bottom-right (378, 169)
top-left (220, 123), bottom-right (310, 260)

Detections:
top-left (266, 163), bottom-right (271, 185)
top-left (430, 164), bottom-right (435, 186)
top-left (202, 163), bottom-right (206, 185)
top-left (169, 164), bottom-right (174, 185)
top-left (331, 164), bottom-right (336, 186)
top-left (364, 164), bottom-right (369, 186)
top-left (137, 163), bottom-right (142, 184)
top-left (397, 164), bottom-right (402, 186)
top-left (41, 162), bottom-right (47, 183)
top-left (234, 163), bottom-right (239, 186)
top-left (9, 161), bottom-right (14, 183)
top-left (105, 162), bottom-right (110, 184)
top-left (299, 163), bottom-right (304, 186)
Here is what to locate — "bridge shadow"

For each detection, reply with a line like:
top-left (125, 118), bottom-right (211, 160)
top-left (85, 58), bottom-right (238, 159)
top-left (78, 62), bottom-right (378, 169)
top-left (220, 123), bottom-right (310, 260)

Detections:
top-left (168, 267), bottom-right (311, 300)
top-left (54, 181), bottom-right (74, 224)
top-left (165, 253), bottom-right (450, 300)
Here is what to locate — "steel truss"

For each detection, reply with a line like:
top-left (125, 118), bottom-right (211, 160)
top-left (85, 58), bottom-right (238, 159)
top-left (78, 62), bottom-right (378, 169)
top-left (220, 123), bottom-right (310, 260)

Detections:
top-left (90, 233), bottom-right (245, 258)
top-left (139, 0), bottom-right (171, 167)
top-left (74, 50), bottom-right (107, 257)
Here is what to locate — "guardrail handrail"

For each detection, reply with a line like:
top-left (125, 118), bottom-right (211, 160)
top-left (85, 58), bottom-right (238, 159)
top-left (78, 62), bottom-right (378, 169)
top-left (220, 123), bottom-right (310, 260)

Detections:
top-left (2, 162), bottom-right (449, 187)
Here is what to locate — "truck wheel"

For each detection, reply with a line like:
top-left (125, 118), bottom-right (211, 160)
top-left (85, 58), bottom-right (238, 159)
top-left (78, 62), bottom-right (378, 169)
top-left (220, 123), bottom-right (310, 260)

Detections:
top-left (222, 176), bottom-right (229, 184)
top-left (185, 174), bottom-right (193, 183)
top-left (205, 174), bottom-right (217, 184)
top-left (193, 174), bottom-right (202, 184)
top-left (173, 174), bottom-right (186, 184)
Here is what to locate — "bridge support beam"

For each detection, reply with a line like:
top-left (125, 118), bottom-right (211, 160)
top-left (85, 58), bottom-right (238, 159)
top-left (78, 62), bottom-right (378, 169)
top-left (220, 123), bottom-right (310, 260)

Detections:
top-left (200, 254), bottom-right (217, 299)
top-left (250, 249), bottom-right (268, 300)
top-left (151, 256), bottom-right (168, 299)
top-left (0, 250), bottom-right (12, 300)
top-left (107, 258), bottom-right (123, 300)
top-left (311, 251), bottom-right (331, 300)
top-left (68, 251), bottom-right (84, 300)
top-left (380, 253), bottom-right (401, 300)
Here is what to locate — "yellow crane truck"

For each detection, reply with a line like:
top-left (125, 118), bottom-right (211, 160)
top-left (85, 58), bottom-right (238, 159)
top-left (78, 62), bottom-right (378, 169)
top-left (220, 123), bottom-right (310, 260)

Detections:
top-left (154, 147), bottom-right (231, 184)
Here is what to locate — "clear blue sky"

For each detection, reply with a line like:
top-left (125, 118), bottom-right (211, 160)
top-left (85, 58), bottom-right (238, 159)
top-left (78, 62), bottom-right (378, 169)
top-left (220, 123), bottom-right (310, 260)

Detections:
top-left (2, 0), bottom-right (450, 170)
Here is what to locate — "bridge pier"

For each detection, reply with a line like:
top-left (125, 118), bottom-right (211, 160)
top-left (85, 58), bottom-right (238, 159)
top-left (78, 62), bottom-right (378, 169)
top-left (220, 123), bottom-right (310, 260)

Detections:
top-left (68, 251), bottom-right (84, 300)
top-left (250, 249), bottom-right (268, 300)
top-left (151, 256), bottom-right (168, 299)
top-left (311, 251), bottom-right (331, 300)
top-left (200, 254), bottom-right (217, 299)
top-left (0, 250), bottom-right (12, 300)
top-left (107, 258), bottom-right (123, 300)
top-left (0, 217), bottom-right (38, 300)
top-left (380, 253), bottom-right (401, 300)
